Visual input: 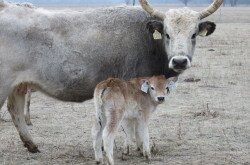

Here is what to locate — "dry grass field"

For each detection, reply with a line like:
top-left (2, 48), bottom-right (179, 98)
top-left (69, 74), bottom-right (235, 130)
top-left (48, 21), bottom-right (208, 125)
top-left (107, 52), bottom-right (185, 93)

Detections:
top-left (0, 6), bottom-right (250, 165)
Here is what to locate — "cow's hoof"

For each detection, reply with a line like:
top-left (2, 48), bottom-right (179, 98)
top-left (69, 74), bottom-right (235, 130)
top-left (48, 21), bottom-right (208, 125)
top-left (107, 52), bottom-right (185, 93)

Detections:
top-left (28, 146), bottom-right (40, 153)
top-left (26, 121), bottom-right (33, 126)
top-left (25, 117), bottom-right (33, 126)
top-left (24, 144), bottom-right (40, 153)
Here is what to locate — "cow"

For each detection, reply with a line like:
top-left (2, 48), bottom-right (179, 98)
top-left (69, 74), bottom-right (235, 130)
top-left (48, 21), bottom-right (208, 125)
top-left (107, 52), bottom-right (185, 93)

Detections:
top-left (92, 75), bottom-right (178, 164)
top-left (0, 0), bottom-right (223, 153)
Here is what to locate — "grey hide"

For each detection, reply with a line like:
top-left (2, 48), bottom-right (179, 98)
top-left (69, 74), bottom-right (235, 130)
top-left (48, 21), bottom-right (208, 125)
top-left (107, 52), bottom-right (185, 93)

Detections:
top-left (0, 5), bottom-right (174, 103)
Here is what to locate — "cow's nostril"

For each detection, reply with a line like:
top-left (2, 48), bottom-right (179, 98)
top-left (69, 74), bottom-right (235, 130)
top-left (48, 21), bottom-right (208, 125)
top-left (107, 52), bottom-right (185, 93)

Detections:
top-left (182, 59), bottom-right (187, 65)
top-left (172, 58), bottom-right (178, 65)
top-left (157, 97), bottom-right (165, 102)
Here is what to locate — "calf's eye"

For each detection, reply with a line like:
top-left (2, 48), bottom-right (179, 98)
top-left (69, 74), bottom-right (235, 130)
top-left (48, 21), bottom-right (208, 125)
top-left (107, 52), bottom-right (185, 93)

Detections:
top-left (151, 87), bottom-right (155, 90)
top-left (166, 87), bottom-right (170, 94)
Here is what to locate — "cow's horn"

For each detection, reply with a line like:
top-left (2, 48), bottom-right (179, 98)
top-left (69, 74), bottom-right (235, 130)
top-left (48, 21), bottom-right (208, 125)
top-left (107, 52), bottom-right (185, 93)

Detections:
top-left (139, 0), bottom-right (165, 20)
top-left (199, 0), bottom-right (223, 19)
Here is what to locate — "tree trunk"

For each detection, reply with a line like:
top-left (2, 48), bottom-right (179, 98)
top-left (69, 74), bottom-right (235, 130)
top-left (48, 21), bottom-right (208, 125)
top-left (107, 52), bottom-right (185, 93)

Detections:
top-left (234, 0), bottom-right (238, 6)
top-left (230, 0), bottom-right (238, 7)
top-left (125, 0), bottom-right (130, 5)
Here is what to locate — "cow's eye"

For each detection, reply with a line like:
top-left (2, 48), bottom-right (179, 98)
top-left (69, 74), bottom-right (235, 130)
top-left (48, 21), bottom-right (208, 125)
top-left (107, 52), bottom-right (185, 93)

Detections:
top-left (166, 34), bottom-right (170, 39)
top-left (191, 33), bottom-right (196, 39)
top-left (151, 87), bottom-right (155, 90)
top-left (166, 87), bottom-right (170, 94)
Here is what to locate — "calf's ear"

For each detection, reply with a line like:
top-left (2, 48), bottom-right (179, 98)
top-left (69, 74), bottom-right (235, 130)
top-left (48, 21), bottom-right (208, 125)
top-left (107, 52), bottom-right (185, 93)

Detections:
top-left (168, 76), bottom-right (178, 83)
top-left (167, 76), bottom-right (178, 92)
top-left (146, 20), bottom-right (164, 34)
top-left (198, 21), bottom-right (216, 37)
top-left (140, 79), bottom-right (149, 93)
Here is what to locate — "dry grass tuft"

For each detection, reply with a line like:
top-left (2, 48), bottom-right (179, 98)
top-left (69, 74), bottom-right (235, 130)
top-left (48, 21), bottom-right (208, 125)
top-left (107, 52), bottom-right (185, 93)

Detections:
top-left (150, 142), bottom-right (160, 156)
top-left (184, 78), bottom-right (201, 83)
top-left (193, 103), bottom-right (219, 118)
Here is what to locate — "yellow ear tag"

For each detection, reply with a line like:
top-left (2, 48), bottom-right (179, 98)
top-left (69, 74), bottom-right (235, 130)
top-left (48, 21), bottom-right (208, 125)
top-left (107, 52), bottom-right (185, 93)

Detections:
top-left (199, 30), bottom-right (208, 37)
top-left (153, 30), bottom-right (162, 40)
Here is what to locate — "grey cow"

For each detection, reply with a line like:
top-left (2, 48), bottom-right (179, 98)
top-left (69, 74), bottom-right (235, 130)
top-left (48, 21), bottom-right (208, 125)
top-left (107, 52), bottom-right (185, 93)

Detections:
top-left (0, 0), bottom-right (223, 153)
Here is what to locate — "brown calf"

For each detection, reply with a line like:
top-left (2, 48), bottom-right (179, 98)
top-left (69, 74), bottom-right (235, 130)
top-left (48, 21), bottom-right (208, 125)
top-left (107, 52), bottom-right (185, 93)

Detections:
top-left (92, 75), bottom-right (178, 165)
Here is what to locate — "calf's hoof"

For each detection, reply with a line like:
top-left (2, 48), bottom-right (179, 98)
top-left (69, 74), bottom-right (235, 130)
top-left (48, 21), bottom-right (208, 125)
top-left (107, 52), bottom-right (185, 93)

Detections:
top-left (145, 154), bottom-right (152, 164)
top-left (137, 147), bottom-right (144, 156)
top-left (121, 153), bottom-right (128, 161)
top-left (95, 158), bottom-right (103, 164)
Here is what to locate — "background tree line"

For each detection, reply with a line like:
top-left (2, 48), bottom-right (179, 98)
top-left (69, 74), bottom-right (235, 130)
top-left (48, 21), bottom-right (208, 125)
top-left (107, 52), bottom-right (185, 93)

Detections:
top-left (10, 0), bottom-right (250, 6)
top-left (178, 0), bottom-right (243, 7)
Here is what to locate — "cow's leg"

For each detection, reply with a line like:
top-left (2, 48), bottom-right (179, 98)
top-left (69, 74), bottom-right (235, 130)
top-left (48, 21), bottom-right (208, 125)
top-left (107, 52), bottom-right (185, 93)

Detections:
top-left (25, 88), bottom-right (32, 126)
top-left (0, 85), bottom-right (10, 109)
top-left (136, 120), bottom-right (151, 160)
top-left (0, 96), bottom-right (6, 110)
top-left (0, 95), bottom-right (6, 110)
top-left (92, 117), bottom-right (105, 164)
top-left (7, 87), bottom-right (39, 153)
top-left (102, 108), bottom-right (123, 165)
top-left (121, 119), bottom-right (134, 156)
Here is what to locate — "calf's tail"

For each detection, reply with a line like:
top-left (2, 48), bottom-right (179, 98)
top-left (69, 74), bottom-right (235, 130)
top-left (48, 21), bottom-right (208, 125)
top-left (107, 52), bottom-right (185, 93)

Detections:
top-left (93, 87), bottom-right (108, 128)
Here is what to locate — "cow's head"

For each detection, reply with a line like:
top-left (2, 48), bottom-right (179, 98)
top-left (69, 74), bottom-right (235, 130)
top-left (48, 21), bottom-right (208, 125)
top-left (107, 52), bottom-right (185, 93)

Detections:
top-left (140, 0), bottom-right (223, 73)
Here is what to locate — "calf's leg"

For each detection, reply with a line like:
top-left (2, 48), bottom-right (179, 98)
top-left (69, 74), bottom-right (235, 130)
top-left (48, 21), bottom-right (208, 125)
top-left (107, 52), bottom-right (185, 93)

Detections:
top-left (102, 108), bottom-right (124, 165)
top-left (136, 120), bottom-right (151, 160)
top-left (135, 122), bottom-right (143, 154)
top-left (121, 119), bottom-right (134, 156)
top-left (92, 116), bottom-right (105, 164)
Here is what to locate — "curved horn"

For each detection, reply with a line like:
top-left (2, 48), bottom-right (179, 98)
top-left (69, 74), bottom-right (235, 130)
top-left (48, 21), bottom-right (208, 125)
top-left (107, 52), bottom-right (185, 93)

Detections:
top-left (139, 0), bottom-right (165, 20)
top-left (199, 0), bottom-right (223, 19)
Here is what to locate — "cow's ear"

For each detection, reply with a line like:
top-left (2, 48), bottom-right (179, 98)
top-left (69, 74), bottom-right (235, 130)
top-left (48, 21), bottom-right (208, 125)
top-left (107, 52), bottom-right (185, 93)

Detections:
top-left (198, 21), bottom-right (216, 37)
top-left (146, 20), bottom-right (163, 34)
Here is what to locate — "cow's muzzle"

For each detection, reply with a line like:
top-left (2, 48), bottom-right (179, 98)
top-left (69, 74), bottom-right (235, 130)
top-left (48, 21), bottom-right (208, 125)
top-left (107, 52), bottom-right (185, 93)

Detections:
top-left (169, 56), bottom-right (191, 73)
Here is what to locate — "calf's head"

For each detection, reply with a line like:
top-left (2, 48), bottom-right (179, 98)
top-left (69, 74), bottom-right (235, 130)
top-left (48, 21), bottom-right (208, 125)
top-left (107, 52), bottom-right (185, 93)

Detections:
top-left (140, 75), bottom-right (178, 103)
top-left (140, 0), bottom-right (223, 73)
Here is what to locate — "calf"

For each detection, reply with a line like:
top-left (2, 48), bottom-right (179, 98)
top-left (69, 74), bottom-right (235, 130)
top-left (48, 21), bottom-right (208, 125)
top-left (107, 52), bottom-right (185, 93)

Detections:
top-left (92, 75), bottom-right (178, 165)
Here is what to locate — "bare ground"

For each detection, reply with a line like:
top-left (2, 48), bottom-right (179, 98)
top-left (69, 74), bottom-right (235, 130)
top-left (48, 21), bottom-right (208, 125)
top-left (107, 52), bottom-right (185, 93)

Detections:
top-left (0, 6), bottom-right (250, 165)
